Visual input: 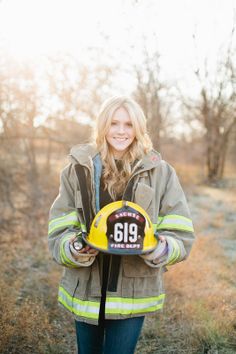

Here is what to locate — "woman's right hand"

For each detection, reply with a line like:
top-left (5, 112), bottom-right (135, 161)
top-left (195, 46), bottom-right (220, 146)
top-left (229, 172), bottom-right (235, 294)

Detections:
top-left (69, 234), bottom-right (99, 261)
top-left (78, 244), bottom-right (99, 255)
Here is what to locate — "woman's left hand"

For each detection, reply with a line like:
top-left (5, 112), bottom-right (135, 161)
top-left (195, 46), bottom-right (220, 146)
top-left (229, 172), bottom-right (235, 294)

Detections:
top-left (158, 235), bottom-right (166, 242)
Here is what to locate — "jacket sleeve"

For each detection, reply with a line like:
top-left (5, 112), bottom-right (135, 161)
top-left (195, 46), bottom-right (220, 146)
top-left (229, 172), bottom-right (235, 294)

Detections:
top-left (48, 164), bottom-right (96, 268)
top-left (143, 163), bottom-right (195, 268)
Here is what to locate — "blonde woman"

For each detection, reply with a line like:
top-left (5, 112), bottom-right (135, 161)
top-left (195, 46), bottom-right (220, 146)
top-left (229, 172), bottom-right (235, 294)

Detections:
top-left (48, 96), bottom-right (195, 354)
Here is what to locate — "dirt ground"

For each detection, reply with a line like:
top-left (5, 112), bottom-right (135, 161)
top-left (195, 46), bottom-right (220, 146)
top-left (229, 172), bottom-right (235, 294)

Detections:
top-left (0, 183), bottom-right (236, 354)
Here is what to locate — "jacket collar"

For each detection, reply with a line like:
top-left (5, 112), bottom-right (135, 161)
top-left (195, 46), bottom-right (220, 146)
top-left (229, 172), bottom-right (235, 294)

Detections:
top-left (139, 150), bottom-right (162, 170)
top-left (69, 144), bottom-right (162, 170)
top-left (69, 144), bottom-right (98, 167)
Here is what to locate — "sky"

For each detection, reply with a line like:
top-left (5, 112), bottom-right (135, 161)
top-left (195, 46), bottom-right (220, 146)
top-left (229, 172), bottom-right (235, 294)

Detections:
top-left (0, 0), bottom-right (236, 113)
top-left (0, 0), bottom-right (235, 70)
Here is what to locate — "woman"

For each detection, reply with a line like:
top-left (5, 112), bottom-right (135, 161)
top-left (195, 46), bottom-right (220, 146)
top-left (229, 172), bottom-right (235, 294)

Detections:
top-left (48, 96), bottom-right (195, 354)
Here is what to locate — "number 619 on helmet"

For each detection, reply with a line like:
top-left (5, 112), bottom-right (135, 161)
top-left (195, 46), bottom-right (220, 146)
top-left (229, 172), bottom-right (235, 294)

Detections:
top-left (83, 200), bottom-right (158, 255)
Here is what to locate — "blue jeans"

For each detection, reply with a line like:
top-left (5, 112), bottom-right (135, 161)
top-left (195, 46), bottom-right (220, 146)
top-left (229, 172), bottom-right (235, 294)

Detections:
top-left (75, 316), bottom-right (145, 354)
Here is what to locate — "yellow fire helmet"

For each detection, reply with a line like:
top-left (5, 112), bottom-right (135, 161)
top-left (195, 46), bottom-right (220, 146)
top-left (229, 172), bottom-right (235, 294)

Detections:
top-left (83, 200), bottom-right (158, 255)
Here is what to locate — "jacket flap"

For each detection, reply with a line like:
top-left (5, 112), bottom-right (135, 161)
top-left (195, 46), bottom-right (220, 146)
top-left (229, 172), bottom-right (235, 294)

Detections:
top-left (75, 191), bottom-right (83, 208)
top-left (134, 182), bottom-right (154, 211)
top-left (122, 256), bottom-right (158, 278)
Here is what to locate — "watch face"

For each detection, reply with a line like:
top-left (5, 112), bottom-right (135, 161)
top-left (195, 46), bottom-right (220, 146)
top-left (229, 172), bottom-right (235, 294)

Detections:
top-left (106, 206), bottom-right (145, 252)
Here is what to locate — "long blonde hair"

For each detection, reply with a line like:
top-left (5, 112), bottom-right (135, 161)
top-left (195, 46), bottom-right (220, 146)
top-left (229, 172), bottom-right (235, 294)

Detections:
top-left (94, 96), bottom-right (153, 199)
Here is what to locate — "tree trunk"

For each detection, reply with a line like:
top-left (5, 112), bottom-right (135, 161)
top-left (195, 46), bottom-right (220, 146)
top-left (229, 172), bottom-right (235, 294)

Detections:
top-left (206, 128), bottom-right (230, 182)
top-left (45, 139), bottom-right (52, 175)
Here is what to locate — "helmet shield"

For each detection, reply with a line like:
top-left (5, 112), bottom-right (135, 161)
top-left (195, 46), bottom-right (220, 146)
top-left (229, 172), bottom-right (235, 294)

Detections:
top-left (84, 201), bottom-right (158, 255)
top-left (106, 205), bottom-right (145, 254)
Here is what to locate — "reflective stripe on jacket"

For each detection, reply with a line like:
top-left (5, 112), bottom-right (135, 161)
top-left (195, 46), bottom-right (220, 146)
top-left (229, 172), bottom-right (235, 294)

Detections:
top-left (48, 144), bottom-right (195, 325)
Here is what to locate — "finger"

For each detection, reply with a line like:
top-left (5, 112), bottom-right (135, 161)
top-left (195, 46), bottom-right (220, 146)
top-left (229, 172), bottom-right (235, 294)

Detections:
top-left (84, 246), bottom-right (97, 253)
top-left (158, 235), bottom-right (166, 242)
top-left (88, 248), bottom-right (98, 254)
top-left (77, 247), bottom-right (87, 253)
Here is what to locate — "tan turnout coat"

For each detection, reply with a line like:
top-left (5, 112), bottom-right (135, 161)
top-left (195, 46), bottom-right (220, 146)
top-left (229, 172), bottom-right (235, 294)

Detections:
top-left (48, 144), bottom-right (195, 325)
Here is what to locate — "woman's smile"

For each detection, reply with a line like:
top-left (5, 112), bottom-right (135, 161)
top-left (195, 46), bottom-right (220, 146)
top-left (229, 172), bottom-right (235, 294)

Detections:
top-left (106, 107), bottom-right (135, 158)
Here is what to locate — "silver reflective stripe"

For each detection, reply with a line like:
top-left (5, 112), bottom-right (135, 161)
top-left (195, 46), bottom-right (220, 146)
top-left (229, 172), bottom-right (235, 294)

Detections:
top-left (105, 294), bottom-right (165, 315)
top-left (167, 237), bottom-right (180, 264)
top-left (48, 211), bottom-right (80, 235)
top-left (58, 287), bottom-right (100, 319)
top-left (156, 214), bottom-right (194, 232)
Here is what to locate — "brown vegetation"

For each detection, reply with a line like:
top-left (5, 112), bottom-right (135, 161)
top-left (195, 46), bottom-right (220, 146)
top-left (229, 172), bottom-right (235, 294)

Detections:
top-left (137, 183), bottom-right (236, 353)
top-left (0, 40), bottom-right (236, 353)
top-left (0, 158), bottom-right (235, 354)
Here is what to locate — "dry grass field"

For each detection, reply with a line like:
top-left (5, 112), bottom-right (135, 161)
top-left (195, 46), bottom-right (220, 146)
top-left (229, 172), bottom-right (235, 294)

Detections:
top-left (0, 165), bottom-right (235, 354)
top-left (137, 183), bottom-right (236, 353)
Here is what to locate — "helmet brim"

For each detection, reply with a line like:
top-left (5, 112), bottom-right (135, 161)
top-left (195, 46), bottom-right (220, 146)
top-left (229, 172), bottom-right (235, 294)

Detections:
top-left (82, 233), bottom-right (158, 255)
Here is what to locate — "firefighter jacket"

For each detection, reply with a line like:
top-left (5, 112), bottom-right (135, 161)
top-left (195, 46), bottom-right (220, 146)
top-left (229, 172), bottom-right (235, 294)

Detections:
top-left (48, 144), bottom-right (195, 325)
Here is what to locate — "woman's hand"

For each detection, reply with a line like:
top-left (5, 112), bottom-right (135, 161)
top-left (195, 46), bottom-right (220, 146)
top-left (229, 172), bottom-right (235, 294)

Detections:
top-left (158, 235), bottom-right (166, 242)
top-left (140, 234), bottom-right (168, 264)
top-left (78, 245), bottom-right (98, 255)
top-left (151, 234), bottom-right (168, 264)
top-left (69, 234), bottom-right (99, 260)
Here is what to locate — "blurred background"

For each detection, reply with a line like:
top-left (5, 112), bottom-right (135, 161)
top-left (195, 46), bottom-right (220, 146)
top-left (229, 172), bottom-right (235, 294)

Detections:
top-left (0, 0), bottom-right (235, 353)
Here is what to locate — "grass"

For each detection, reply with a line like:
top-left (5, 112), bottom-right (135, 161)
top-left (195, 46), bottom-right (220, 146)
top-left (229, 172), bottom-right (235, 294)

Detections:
top-left (1, 165), bottom-right (236, 353)
top-left (136, 211), bottom-right (236, 354)
top-left (0, 228), bottom-right (76, 354)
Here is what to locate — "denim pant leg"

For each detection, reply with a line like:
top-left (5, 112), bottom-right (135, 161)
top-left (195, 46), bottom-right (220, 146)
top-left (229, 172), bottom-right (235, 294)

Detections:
top-left (75, 316), bottom-right (144, 354)
top-left (104, 316), bottom-right (145, 354)
top-left (75, 321), bottom-right (104, 354)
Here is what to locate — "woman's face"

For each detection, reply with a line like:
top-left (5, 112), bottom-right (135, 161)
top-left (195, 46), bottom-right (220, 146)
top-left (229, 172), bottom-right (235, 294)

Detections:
top-left (106, 107), bottom-right (135, 159)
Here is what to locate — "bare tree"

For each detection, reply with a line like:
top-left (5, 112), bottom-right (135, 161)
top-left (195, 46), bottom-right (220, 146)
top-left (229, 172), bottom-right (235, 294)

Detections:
top-left (45, 53), bottom-right (116, 123)
top-left (132, 45), bottom-right (170, 151)
top-left (180, 30), bottom-right (236, 183)
top-left (0, 50), bottom-right (117, 230)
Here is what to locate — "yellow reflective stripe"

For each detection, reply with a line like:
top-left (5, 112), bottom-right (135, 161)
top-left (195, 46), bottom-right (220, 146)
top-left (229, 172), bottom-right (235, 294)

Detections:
top-left (58, 286), bottom-right (100, 320)
top-left (156, 214), bottom-right (194, 232)
top-left (60, 234), bottom-right (78, 268)
top-left (49, 211), bottom-right (77, 228)
top-left (80, 223), bottom-right (87, 233)
top-left (48, 211), bottom-right (80, 235)
top-left (167, 238), bottom-right (180, 265)
top-left (59, 287), bottom-right (165, 319)
top-left (105, 294), bottom-right (165, 315)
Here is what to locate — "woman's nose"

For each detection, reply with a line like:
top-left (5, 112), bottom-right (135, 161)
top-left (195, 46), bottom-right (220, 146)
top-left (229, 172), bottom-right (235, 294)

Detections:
top-left (117, 124), bottom-right (125, 133)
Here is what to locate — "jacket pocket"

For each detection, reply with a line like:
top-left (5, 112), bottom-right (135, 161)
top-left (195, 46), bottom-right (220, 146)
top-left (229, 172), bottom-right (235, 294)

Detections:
top-left (123, 256), bottom-right (157, 277)
top-left (121, 256), bottom-right (164, 297)
top-left (134, 183), bottom-right (154, 216)
top-left (60, 267), bottom-right (91, 299)
top-left (87, 259), bottom-right (101, 297)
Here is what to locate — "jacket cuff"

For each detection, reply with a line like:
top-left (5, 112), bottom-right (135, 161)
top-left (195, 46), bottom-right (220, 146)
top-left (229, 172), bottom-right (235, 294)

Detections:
top-left (165, 235), bottom-right (186, 265)
top-left (140, 240), bottom-right (168, 261)
top-left (142, 235), bottom-right (186, 268)
top-left (59, 235), bottom-right (96, 267)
